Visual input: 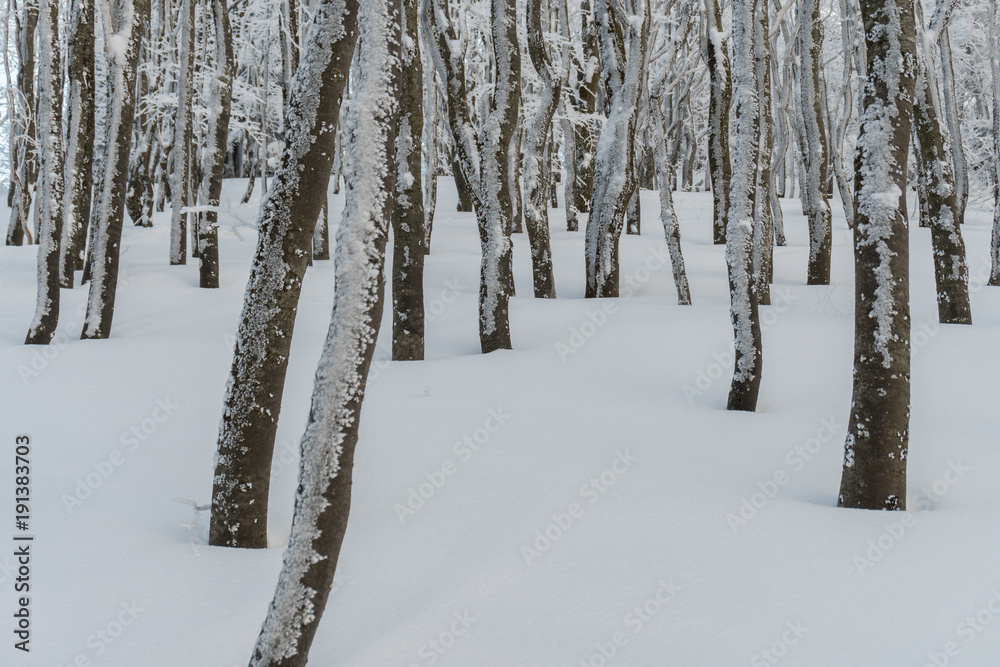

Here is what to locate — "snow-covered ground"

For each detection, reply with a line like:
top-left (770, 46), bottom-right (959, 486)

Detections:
top-left (2, 180), bottom-right (999, 667)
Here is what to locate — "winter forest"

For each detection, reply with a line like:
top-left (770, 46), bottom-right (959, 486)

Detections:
top-left (3, 0), bottom-right (1000, 663)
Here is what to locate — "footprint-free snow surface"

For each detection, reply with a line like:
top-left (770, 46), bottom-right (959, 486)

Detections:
top-left (2, 179), bottom-right (1000, 666)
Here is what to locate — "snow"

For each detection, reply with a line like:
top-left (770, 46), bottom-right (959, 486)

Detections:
top-left (3, 176), bottom-right (1000, 665)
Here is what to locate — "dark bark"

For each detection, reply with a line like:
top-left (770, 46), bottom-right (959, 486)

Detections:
top-left (838, 0), bottom-right (916, 511)
top-left (210, 0), bottom-right (359, 549)
top-left (6, 0), bottom-right (38, 246)
top-left (704, 0), bottom-right (731, 245)
top-left (391, 0), bottom-right (426, 360)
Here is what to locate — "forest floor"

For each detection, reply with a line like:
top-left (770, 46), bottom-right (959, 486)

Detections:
top-left (2, 180), bottom-right (1000, 666)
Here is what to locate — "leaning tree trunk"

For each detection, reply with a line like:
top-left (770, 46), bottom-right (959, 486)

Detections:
top-left (419, 0), bottom-right (438, 253)
top-left (725, 0), bottom-right (763, 412)
top-left (25, 0), bottom-right (64, 344)
top-left (799, 0), bottom-right (833, 285)
top-left (80, 0), bottom-right (147, 339)
top-left (704, 0), bottom-right (731, 245)
top-left (390, 0), bottom-right (426, 360)
top-left (585, 0), bottom-right (649, 298)
top-left (247, 2), bottom-right (401, 665)
top-left (939, 28), bottom-right (967, 224)
top-left (651, 96), bottom-right (691, 305)
top-left (169, 0), bottom-right (195, 265)
top-left (209, 0), bottom-right (359, 550)
top-left (58, 0), bottom-right (96, 286)
top-left (195, 0), bottom-right (234, 289)
top-left (838, 0), bottom-right (916, 511)
top-left (521, 0), bottom-right (560, 299)
top-left (912, 0), bottom-right (971, 324)
top-left (6, 0), bottom-right (38, 246)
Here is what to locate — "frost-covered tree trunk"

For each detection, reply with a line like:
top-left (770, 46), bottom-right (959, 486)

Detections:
top-left (58, 0), bottom-right (96, 286)
top-left (912, 0), bottom-right (971, 324)
top-left (390, 0), bottom-right (426, 360)
top-left (990, 0), bottom-right (1000, 286)
top-left (247, 2), bottom-right (401, 665)
top-left (584, 0), bottom-right (649, 298)
top-left (725, 0), bottom-right (763, 412)
top-left (521, 0), bottom-right (559, 298)
top-left (567, 0), bottom-right (600, 232)
top-left (799, 0), bottom-right (833, 285)
top-left (939, 28), bottom-right (966, 224)
top-left (196, 0), bottom-right (234, 289)
top-left (704, 0), bottom-right (731, 245)
top-left (209, 0), bottom-right (359, 550)
top-left (6, 0), bottom-right (38, 246)
top-left (24, 0), bottom-right (64, 344)
top-left (837, 0), bottom-right (916, 511)
top-left (80, 0), bottom-right (147, 339)
top-left (419, 0), bottom-right (438, 253)
top-left (169, 0), bottom-right (195, 265)
top-left (430, 0), bottom-right (520, 352)
top-left (752, 0), bottom-right (774, 306)
top-left (651, 96), bottom-right (691, 305)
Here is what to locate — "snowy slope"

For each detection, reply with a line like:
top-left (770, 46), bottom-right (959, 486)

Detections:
top-left (1, 180), bottom-right (999, 667)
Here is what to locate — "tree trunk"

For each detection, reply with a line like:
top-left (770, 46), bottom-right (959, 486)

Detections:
top-left (651, 97), bottom-right (691, 305)
top-left (911, 0), bottom-right (971, 324)
top-left (391, 0), bottom-right (426, 360)
top-left (419, 0), bottom-right (438, 253)
top-left (704, 0), bottom-right (731, 245)
top-left (585, 0), bottom-right (649, 298)
top-left (6, 0), bottom-right (38, 246)
top-left (58, 0), bottom-right (96, 286)
top-left (753, 0), bottom-right (773, 306)
top-left (567, 0), bottom-right (600, 233)
top-left (799, 0), bottom-right (833, 285)
top-left (196, 0), bottom-right (234, 289)
top-left (247, 3), bottom-right (400, 665)
top-left (838, 0), bottom-right (916, 511)
top-left (169, 0), bottom-right (195, 265)
top-left (725, 0), bottom-right (763, 412)
top-left (80, 0), bottom-right (147, 339)
top-left (25, 0), bottom-right (64, 344)
top-left (209, 0), bottom-right (359, 550)
top-left (522, 0), bottom-right (559, 299)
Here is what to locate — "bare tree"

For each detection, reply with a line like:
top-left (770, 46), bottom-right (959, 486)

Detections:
top-left (209, 0), bottom-right (359, 549)
top-left (247, 1), bottom-right (401, 664)
top-left (24, 0), bottom-right (64, 344)
top-left (838, 0), bottom-right (916, 511)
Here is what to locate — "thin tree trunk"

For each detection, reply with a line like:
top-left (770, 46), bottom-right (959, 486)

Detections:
top-left (752, 0), bottom-right (773, 306)
top-left (25, 0), bottom-right (64, 344)
top-left (704, 0), bottom-right (731, 245)
top-left (651, 97), bottom-right (691, 305)
top-left (522, 0), bottom-right (559, 298)
top-left (838, 0), bottom-right (916, 511)
top-left (209, 0), bottom-right (359, 550)
top-left (247, 2), bottom-right (400, 664)
top-left (585, 0), bottom-right (650, 298)
top-left (58, 0), bottom-right (96, 285)
top-left (912, 0), bottom-right (971, 324)
top-left (169, 0), bottom-right (195, 265)
top-left (80, 0), bottom-right (147, 339)
top-left (391, 0), bottom-right (426, 359)
top-left (419, 0), bottom-right (438, 253)
top-left (196, 0), bottom-right (234, 289)
top-left (6, 0), bottom-right (38, 246)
